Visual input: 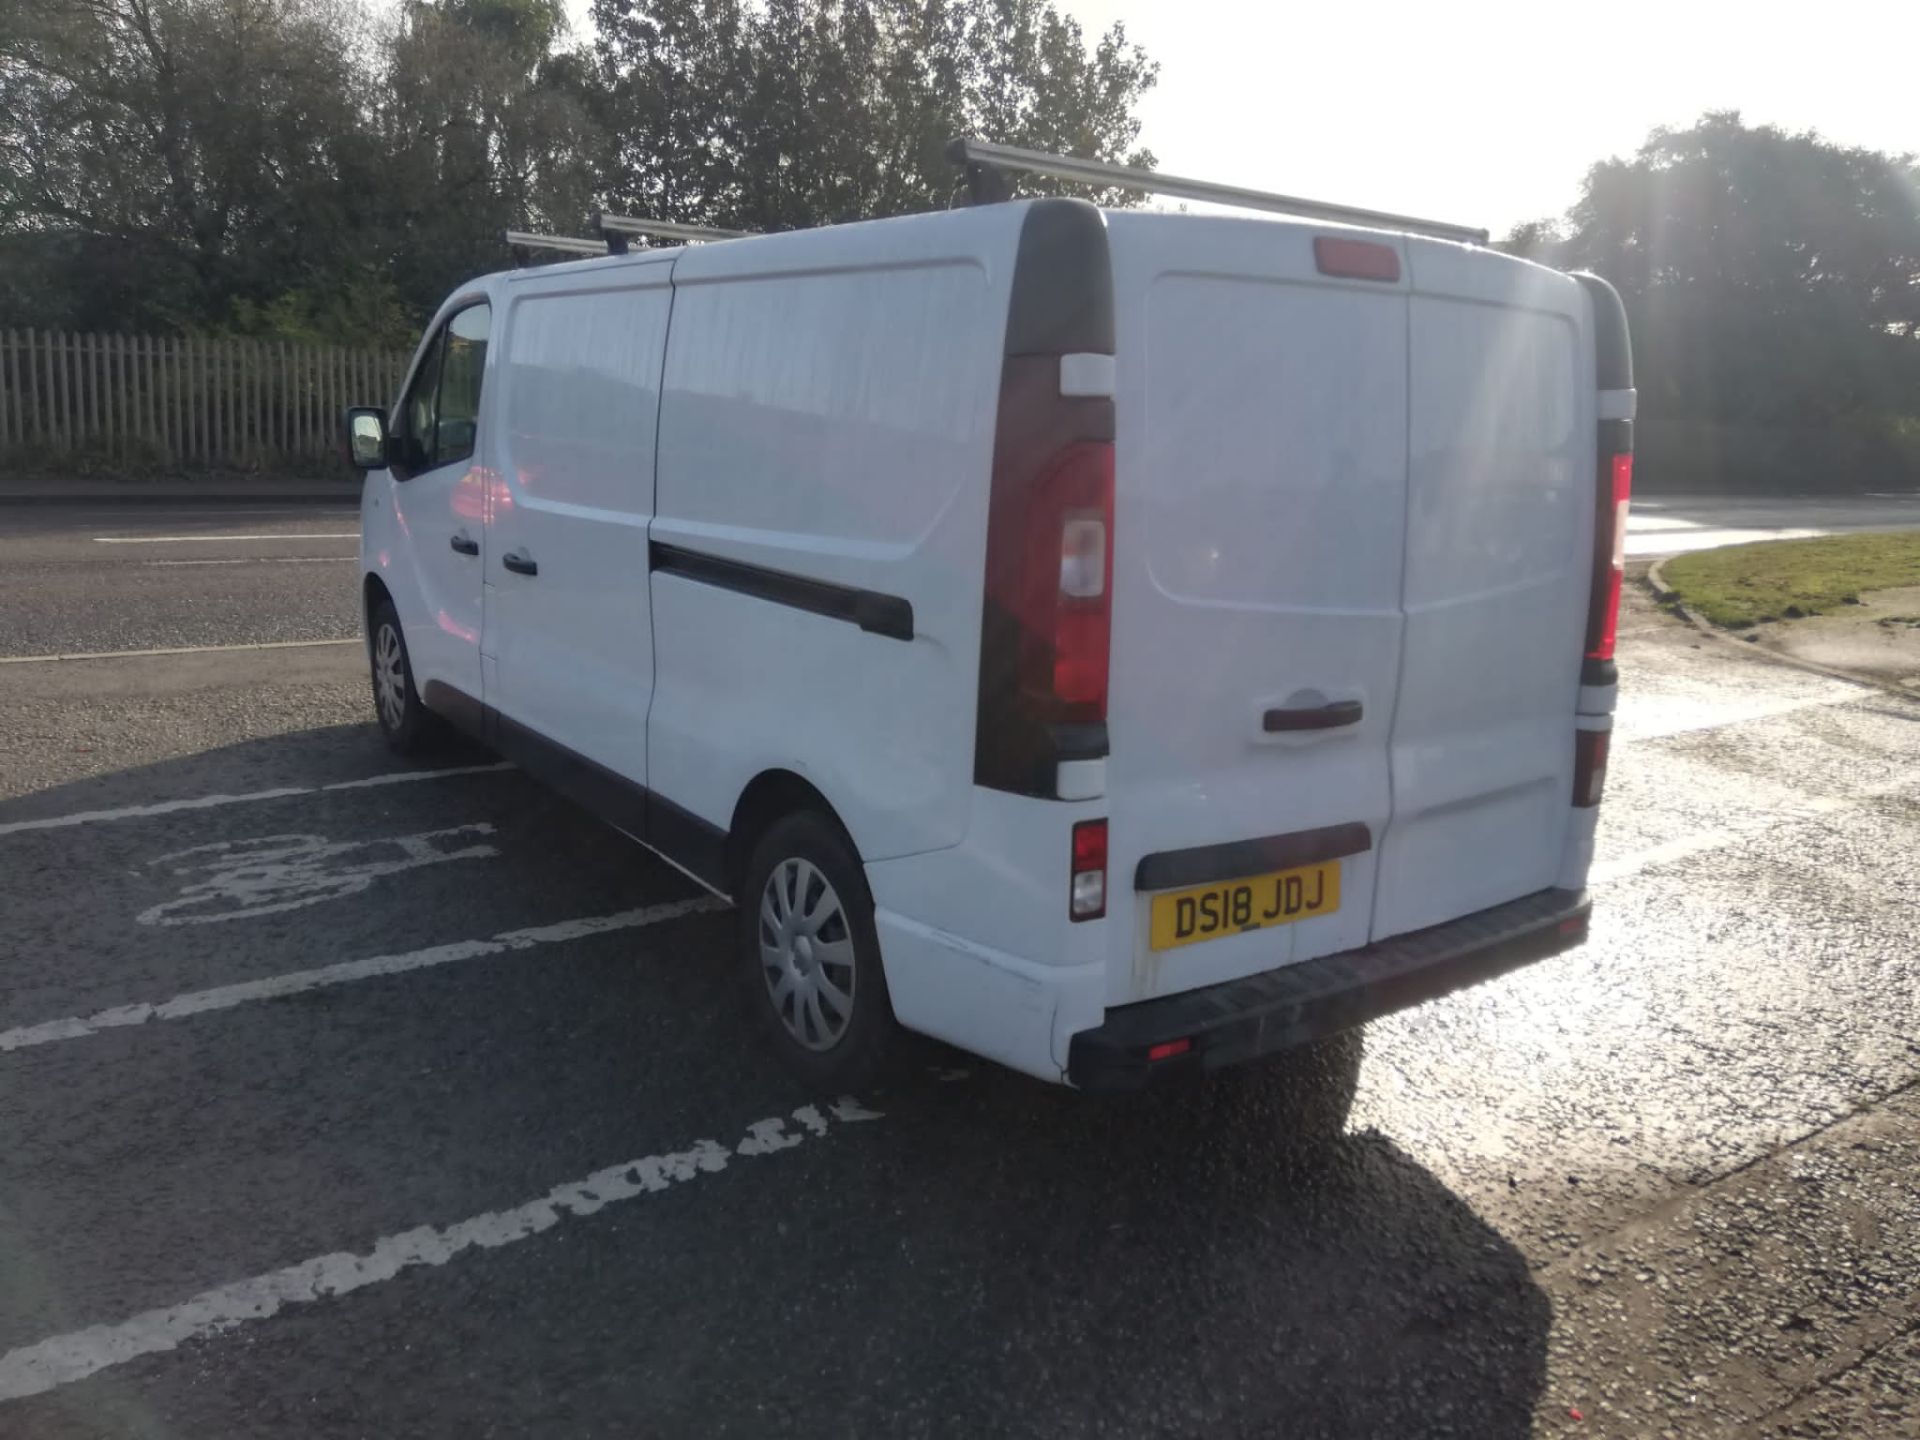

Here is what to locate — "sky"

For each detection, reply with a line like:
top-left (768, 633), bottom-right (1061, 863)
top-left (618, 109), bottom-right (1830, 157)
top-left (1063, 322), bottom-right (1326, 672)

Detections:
top-left (1060, 0), bottom-right (1917, 235)
top-left (556, 0), bottom-right (1916, 239)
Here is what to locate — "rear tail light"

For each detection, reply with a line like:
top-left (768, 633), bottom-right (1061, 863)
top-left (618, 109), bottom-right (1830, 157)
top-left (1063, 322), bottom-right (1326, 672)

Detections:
top-left (1014, 442), bottom-right (1115, 715)
top-left (1584, 451), bottom-right (1632, 661)
top-left (1147, 1038), bottom-right (1192, 1062)
top-left (1071, 818), bottom-right (1107, 920)
top-left (975, 202), bottom-right (1115, 800)
top-left (1573, 727), bottom-right (1611, 807)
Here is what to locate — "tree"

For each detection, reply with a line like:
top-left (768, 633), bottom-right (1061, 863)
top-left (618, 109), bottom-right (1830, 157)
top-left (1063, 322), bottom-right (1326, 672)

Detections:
top-left (1, 0), bottom-right (1159, 339)
top-left (0, 0), bottom-right (380, 330)
top-left (590, 0), bottom-right (1158, 233)
top-left (1506, 114), bottom-right (1920, 430)
top-left (377, 0), bottom-right (605, 313)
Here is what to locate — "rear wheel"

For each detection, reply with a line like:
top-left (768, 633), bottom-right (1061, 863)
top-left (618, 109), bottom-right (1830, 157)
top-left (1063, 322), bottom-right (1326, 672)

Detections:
top-left (367, 598), bottom-right (441, 755)
top-left (738, 811), bottom-right (896, 1091)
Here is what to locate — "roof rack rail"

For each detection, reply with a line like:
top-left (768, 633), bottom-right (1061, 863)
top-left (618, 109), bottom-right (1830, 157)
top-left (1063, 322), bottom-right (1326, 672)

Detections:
top-left (502, 230), bottom-right (610, 258)
top-left (596, 213), bottom-right (754, 245)
top-left (944, 137), bottom-right (1489, 246)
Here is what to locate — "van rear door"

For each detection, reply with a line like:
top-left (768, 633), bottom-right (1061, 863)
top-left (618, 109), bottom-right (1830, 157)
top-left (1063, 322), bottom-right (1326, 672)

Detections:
top-left (1370, 244), bottom-right (1592, 940)
top-left (1101, 213), bottom-right (1409, 1004)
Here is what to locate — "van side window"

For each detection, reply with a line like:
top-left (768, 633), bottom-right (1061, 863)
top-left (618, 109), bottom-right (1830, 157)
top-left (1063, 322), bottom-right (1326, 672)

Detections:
top-left (435, 304), bottom-right (492, 469)
top-left (396, 328), bottom-right (446, 475)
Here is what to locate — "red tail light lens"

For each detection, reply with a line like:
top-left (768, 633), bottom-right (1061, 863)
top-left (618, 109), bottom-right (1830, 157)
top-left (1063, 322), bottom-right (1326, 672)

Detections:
top-left (1070, 818), bottom-right (1108, 920)
top-left (1015, 441), bottom-right (1114, 718)
top-left (1573, 727), bottom-right (1611, 807)
top-left (1585, 452), bottom-right (1632, 661)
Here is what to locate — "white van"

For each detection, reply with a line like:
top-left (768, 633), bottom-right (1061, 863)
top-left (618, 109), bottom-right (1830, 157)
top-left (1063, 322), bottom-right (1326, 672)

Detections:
top-left (346, 164), bottom-right (1633, 1106)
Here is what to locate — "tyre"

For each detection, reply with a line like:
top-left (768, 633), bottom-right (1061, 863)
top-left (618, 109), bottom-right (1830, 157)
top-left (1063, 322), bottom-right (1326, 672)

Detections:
top-left (739, 810), bottom-right (897, 1090)
top-left (367, 598), bottom-right (442, 755)
top-left (1216, 1027), bottom-right (1364, 1142)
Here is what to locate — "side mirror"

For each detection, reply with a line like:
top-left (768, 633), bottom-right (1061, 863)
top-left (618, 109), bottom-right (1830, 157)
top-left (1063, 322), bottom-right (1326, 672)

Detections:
top-left (343, 408), bottom-right (389, 470)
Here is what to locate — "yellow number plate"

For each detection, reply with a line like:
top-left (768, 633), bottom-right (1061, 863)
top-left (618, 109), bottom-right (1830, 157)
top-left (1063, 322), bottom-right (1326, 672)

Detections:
top-left (1148, 861), bottom-right (1341, 952)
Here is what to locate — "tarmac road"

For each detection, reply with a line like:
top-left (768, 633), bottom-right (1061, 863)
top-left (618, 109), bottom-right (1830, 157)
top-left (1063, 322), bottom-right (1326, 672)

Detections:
top-left (0, 501), bottom-right (1915, 1438)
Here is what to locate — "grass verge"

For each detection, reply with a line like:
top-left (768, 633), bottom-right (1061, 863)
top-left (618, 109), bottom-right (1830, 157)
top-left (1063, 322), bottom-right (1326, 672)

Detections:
top-left (1661, 530), bottom-right (1920, 628)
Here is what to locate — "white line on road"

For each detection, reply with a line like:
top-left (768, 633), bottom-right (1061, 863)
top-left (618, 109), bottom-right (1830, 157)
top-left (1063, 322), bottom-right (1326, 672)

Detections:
top-left (0, 1095), bottom-right (882, 1402)
top-left (0, 897), bottom-right (723, 1054)
top-left (0, 762), bottom-right (511, 838)
top-left (0, 638), bottom-right (359, 665)
top-left (138, 557), bottom-right (355, 567)
top-left (1591, 770), bottom-right (1920, 887)
top-left (93, 532), bottom-right (360, 544)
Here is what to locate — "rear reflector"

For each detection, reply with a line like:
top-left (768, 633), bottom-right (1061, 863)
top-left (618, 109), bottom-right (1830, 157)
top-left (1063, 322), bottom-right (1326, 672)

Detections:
top-left (1314, 236), bottom-right (1401, 283)
top-left (1573, 728), bottom-right (1611, 807)
top-left (1071, 819), bottom-right (1108, 921)
top-left (1585, 451), bottom-right (1633, 661)
top-left (1147, 1038), bottom-right (1192, 1062)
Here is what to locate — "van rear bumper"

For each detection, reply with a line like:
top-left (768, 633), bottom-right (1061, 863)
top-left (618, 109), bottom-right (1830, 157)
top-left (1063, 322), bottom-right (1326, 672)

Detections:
top-left (1066, 887), bottom-right (1590, 1092)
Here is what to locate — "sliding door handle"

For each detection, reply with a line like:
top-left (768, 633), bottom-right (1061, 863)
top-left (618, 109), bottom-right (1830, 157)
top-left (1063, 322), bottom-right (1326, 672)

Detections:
top-left (1263, 699), bottom-right (1363, 733)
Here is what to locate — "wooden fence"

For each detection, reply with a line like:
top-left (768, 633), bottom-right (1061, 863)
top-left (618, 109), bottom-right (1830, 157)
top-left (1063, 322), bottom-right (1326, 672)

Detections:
top-left (0, 330), bottom-right (410, 469)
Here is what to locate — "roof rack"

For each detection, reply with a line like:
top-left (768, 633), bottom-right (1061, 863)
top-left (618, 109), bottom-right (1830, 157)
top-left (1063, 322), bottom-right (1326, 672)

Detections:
top-left (596, 214), bottom-right (754, 245)
top-left (502, 230), bottom-right (609, 257)
top-left (503, 217), bottom-right (752, 263)
top-left (945, 137), bottom-right (1489, 246)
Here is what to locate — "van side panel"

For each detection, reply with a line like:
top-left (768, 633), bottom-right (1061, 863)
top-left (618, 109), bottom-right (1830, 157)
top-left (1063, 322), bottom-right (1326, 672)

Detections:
top-left (1371, 244), bottom-right (1594, 940)
top-left (649, 208), bottom-right (1022, 862)
top-left (483, 260), bottom-right (673, 785)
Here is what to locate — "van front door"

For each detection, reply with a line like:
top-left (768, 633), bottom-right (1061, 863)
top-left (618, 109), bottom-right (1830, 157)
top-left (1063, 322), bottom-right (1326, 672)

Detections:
top-left (482, 257), bottom-right (675, 794)
top-left (388, 301), bottom-right (492, 713)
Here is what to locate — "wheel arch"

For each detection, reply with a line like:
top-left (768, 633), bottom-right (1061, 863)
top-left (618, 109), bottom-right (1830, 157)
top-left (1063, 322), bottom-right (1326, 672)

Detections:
top-left (723, 769), bottom-right (858, 900)
top-left (362, 571), bottom-right (395, 641)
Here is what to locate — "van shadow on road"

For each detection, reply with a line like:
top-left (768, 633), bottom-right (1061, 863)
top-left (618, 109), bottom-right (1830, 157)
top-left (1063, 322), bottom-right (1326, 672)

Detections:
top-left (780, 1059), bottom-right (1556, 1438)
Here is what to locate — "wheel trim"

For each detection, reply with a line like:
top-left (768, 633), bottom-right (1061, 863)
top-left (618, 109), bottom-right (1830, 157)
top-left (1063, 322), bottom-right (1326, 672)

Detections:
top-left (759, 857), bottom-right (856, 1052)
top-left (373, 623), bottom-right (407, 733)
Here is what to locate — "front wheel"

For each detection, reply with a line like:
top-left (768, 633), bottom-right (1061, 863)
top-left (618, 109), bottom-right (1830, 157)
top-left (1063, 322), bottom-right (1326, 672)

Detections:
top-left (367, 599), bottom-right (442, 755)
top-left (738, 811), bottom-right (897, 1091)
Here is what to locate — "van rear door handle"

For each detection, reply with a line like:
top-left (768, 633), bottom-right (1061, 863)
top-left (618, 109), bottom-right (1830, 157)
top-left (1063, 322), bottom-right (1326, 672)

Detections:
top-left (501, 549), bottom-right (538, 577)
top-left (449, 533), bottom-right (478, 556)
top-left (1263, 699), bottom-right (1363, 732)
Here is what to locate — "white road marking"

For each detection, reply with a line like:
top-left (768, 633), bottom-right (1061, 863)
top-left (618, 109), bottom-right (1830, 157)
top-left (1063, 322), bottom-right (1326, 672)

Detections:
top-left (0, 638), bottom-right (358, 664)
top-left (43, 508), bottom-right (357, 520)
top-left (0, 897), bottom-right (724, 1054)
top-left (0, 763), bottom-right (512, 838)
top-left (138, 557), bottom-right (354, 567)
top-left (0, 1096), bottom-right (881, 1401)
top-left (92, 532), bottom-right (360, 544)
top-left (1613, 687), bottom-right (1864, 744)
top-left (137, 824), bottom-right (499, 927)
top-left (1591, 771), bottom-right (1920, 887)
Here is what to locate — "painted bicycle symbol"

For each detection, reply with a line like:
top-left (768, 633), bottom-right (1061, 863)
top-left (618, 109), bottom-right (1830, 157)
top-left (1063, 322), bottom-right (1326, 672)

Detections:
top-left (136, 824), bottom-right (499, 927)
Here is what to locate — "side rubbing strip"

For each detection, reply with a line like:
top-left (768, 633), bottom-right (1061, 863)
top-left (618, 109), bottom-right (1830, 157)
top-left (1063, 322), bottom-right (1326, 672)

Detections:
top-left (1135, 823), bottom-right (1373, 892)
top-left (651, 543), bottom-right (913, 642)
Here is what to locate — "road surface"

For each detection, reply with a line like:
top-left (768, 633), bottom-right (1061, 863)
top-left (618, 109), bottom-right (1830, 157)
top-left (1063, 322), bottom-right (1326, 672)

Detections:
top-left (1627, 491), bottom-right (1920, 558)
top-left (0, 502), bottom-right (1915, 1438)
